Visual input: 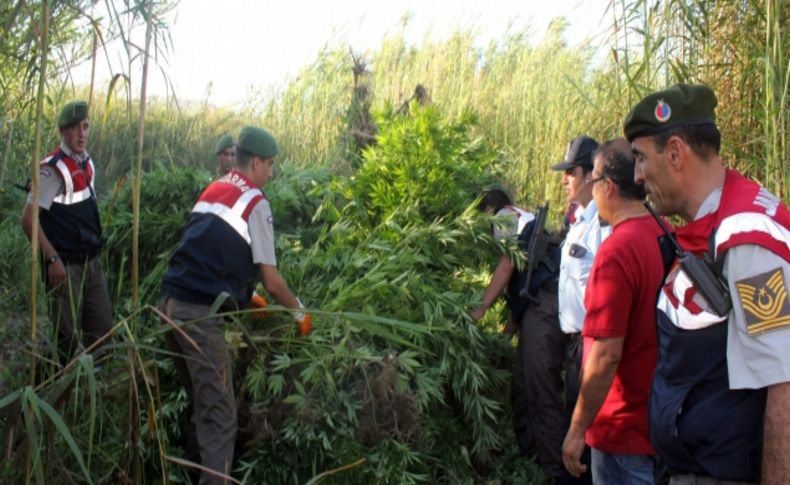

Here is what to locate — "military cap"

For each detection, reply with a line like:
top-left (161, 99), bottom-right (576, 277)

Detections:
top-left (214, 134), bottom-right (235, 155)
top-left (624, 83), bottom-right (717, 142)
top-left (237, 126), bottom-right (278, 159)
top-left (57, 101), bottom-right (89, 128)
top-left (551, 135), bottom-right (599, 171)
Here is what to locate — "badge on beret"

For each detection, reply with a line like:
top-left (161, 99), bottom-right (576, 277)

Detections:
top-left (736, 268), bottom-right (790, 336)
top-left (654, 99), bottom-right (672, 123)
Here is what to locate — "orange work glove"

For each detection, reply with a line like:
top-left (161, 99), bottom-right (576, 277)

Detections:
top-left (250, 293), bottom-right (268, 319)
top-left (297, 313), bottom-right (313, 336)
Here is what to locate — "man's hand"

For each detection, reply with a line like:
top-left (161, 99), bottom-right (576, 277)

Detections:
top-left (469, 307), bottom-right (486, 321)
top-left (562, 426), bottom-right (588, 478)
top-left (249, 292), bottom-right (268, 319)
top-left (297, 314), bottom-right (312, 336)
top-left (47, 258), bottom-right (67, 291)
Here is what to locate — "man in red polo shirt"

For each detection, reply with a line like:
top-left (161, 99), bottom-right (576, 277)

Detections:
top-left (562, 138), bottom-right (665, 483)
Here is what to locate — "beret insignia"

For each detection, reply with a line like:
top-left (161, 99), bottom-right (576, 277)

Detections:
top-left (654, 99), bottom-right (671, 123)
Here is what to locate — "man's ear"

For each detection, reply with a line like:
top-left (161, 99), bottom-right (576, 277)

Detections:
top-left (607, 178), bottom-right (617, 199)
top-left (664, 135), bottom-right (686, 171)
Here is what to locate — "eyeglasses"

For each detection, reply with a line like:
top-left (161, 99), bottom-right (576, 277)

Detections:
top-left (589, 175), bottom-right (608, 185)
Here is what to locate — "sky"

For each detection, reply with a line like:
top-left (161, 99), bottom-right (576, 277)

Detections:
top-left (78, 0), bottom-right (612, 108)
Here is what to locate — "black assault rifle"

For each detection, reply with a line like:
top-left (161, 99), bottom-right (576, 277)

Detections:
top-left (644, 201), bottom-right (731, 316)
top-left (518, 203), bottom-right (553, 303)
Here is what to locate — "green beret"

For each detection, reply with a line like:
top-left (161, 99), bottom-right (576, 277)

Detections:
top-left (237, 125), bottom-right (278, 159)
top-left (57, 101), bottom-right (89, 128)
top-left (623, 84), bottom-right (717, 142)
top-left (214, 134), bottom-right (235, 154)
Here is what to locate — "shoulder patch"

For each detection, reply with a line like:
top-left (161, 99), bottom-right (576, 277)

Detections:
top-left (736, 267), bottom-right (790, 336)
top-left (40, 167), bottom-right (51, 177)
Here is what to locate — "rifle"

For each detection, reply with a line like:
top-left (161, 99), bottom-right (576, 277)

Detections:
top-left (644, 201), bottom-right (731, 316)
top-left (13, 178), bottom-right (30, 192)
top-left (518, 203), bottom-right (552, 303)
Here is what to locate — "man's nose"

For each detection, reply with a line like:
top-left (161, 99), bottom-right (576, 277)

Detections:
top-left (634, 164), bottom-right (645, 184)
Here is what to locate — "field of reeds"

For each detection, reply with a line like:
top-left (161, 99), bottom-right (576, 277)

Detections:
top-left (0, 0), bottom-right (787, 483)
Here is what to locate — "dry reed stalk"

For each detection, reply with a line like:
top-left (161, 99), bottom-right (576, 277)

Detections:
top-left (28, 0), bottom-right (50, 387)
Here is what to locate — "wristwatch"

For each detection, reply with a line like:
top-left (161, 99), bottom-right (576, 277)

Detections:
top-left (47, 254), bottom-right (61, 265)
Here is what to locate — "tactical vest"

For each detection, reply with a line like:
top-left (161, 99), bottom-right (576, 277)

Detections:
top-left (162, 170), bottom-right (266, 308)
top-left (651, 169), bottom-right (790, 481)
top-left (505, 206), bottom-right (561, 322)
top-left (37, 148), bottom-right (103, 262)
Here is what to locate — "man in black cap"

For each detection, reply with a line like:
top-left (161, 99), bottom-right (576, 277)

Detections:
top-left (20, 100), bottom-right (113, 365)
top-left (551, 135), bottom-right (610, 484)
top-left (214, 133), bottom-right (236, 177)
top-left (627, 83), bottom-right (790, 483)
top-left (160, 125), bottom-right (312, 484)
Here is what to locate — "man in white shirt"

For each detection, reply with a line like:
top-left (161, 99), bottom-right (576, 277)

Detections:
top-left (551, 135), bottom-right (611, 484)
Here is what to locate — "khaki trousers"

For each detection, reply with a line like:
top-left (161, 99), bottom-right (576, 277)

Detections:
top-left (160, 297), bottom-right (236, 485)
top-left (49, 257), bottom-right (113, 364)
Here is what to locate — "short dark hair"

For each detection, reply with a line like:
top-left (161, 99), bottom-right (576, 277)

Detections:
top-left (235, 147), bottom-right (254, 168)
top-left (595, 139), bottom-right (646, 201)
top-left (477, 188), bottom-right (512, 213)
top-left (653, 123), bottom-right (721, 158)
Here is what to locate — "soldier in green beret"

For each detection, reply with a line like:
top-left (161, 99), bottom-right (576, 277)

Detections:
top-left (214, 133), bottom-right (236, 177)
top-left (160, 125), bottom-right (312, 483)
top-left (20, 100), bottom-right (114, 365)
top-left (627, 83), bottom-right (790, 483)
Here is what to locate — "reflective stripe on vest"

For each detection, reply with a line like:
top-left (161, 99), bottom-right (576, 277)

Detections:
top-left (46, 155), bottom-right (95, 205)
top-left (659, 170), bottom-right (790, 331)
top-left (716, 211), bottom-right (790, 262)
top-left (658, 269), bottom-right (727, 331)
top-left (191, 171), bottom-right (264, 245)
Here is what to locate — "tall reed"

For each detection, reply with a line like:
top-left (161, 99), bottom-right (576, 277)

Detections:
top-left (28, 0), bottom-right (50, 387)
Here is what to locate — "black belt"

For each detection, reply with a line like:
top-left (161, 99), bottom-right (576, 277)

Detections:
top-left (567, 332), bottom-right (583, 343)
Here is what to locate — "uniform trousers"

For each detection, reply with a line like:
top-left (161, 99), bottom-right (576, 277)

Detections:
top-left (511, 286), bottom-right (569, 479)
top-left (161, 297), bottom-right (236, 485)
top-left (48, 256), bottom-right (113, 364)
